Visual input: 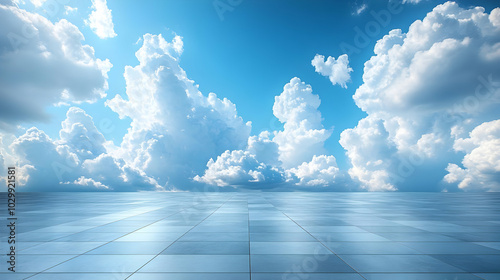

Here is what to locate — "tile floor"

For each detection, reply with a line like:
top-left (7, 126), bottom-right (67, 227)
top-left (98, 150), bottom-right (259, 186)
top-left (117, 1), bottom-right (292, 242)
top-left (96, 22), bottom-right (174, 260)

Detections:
top-left (0, 192), bottom-right (499, 279)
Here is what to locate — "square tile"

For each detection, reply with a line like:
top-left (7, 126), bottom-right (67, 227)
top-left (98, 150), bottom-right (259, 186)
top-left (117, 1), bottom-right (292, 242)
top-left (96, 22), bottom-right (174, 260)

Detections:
top-left (432, 255), bottom-right (500, 273)
top-left (46, 255), bottom-right (154, 272)
top-left (86, 241), bottom-right (172, 254)
top-left (162, 241), bottom-right (249, 255)
top-left (251, 242), bottom-right (332, 255)
top-left (251, 254), bottom-right (355, 272)
top-left (138, 255), bottom-right (249, 272)
top-left (340, 254), bottom-right (464, 273)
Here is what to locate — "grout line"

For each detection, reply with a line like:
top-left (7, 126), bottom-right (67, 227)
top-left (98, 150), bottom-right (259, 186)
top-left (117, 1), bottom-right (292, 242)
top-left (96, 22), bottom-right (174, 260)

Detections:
top-left (124, 194), bottom-right (236, 279)
top-left (22, 199), bottom-right (213, 280)
top-left (261, 194), bottom-right (369, 280)
top-left (247, 194), bottom-right (252, 280)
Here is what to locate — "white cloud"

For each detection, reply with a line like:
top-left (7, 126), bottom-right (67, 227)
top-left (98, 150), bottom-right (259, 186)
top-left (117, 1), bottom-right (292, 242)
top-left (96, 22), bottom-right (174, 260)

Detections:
top-left (194, 150), bottom-right (284, 187)
top-left (59, 107), bottom-right (106, 160)
top-left (491, 8), bottom-right (500, 28)
top-left (444, 119), bottom-right (500, 191)
top-left (70, 176), bottom-right (110, 190)
top-left (402, 0), bottom-right (422, 4)
top-left (7, 107), bottom-right (161, 191)
top-left (273, 77), bottom-right (332, 169)
top-left (64, 5), bottom-right (77, 15)
top-left (81, 153), bottom-right (162, 191)
top-left (194, 131), bottom-right (285, 187)
top-left (85, 0), bottom-right (116, 39)
top-left (353, 3), bottom-right (367, 15)
top-left (340, 116), bottom-right (398, 191)
top-left (287, 155), bottom-right (339, 187)
top-left (373, 29), bottom-right (404, 55)
top-left (341, 1), bottom-right (500, 191)
top-left (30, 0), bottom-right (45, 7)
top-left (312, 54), bottom-right (353, 88)
top-left (0, 151), bottom-right (5, 183)
top-left (106, 34), bottom-right (251, 190)
top-left (0, 3), bottom-right (112, 130)
top-left (196, 78), bottom-right (341, 189)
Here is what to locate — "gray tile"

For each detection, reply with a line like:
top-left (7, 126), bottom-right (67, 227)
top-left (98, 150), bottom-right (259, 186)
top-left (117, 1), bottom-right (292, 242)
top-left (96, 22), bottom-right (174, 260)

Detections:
top-left (432, 255), bottom-right (500, 273)
top-left (5, 192), bottom-right (500, 277)
top-left (0, 273), bottom-right (36, 280)
top-left (312, 232), bottom-right (390, 242)
top-left (86, 241), bottom-right (172, 254)
top-left (162, 241), bottom-right (249, 255)
top-left (362, 273), bottom-right (483, 280)
top-left (250, 232), bottom-right (316, 242)
top-left (46, 255), bottom-right (154, 272)
top-left (179, 232), bottom-right (249, 242)
top-left (115, 232), bottom-right (182, 242)
top-left (28, 273), bottom-right (131, 280)
top-left (127, 273), bottom-right (250, 279)
top-left (18, 242), bottom-right (105, 255)
top-left (474, 242), bottom-right (500, 251)
top-left (251, 242), bottom-right (332, 255)
top-left (251, 254), bottom-right (355, 272)
top-left (374, 232), bottom-right (459, 242)
top-left (474, 274), bottom-right (500, 280)
top-left (400, 242), bottom-right (500, 254)
top-left (252, 273), bottom-right (364, 280)
top-left (324, 241), bottom-right (420, 254)
top-left (340, 254), bottom-right (464, 273)
top-left (138, 255), bottom-right (249, 272)
top-left (0, 254), bottom-right (77, 273)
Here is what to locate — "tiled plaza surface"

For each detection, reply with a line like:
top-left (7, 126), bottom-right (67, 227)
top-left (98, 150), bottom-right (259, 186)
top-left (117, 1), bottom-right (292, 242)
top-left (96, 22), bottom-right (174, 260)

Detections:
top-left (1, 192), bottom-right (500, 279)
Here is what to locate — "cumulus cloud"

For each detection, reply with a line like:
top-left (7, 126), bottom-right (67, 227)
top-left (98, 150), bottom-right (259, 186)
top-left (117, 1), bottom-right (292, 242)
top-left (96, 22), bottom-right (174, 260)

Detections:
top-left (444, 120), bottom-right (500, 191)
top-left (85, 0), bottom-right (117, 39)
top-left (0, 3), bottom-right (112, 130)
top-left (196, 78), bottom-right (341, 189)
top-left (59, 107), bottom-right (106, 160)
top-left (194, 132), bottom-right (285, 187)
top-left (7, 107), bottom-right (161, 191)
top-left (194, 150), bottom-right (284, 188)
top-left (312, 54), bottom-right (353, 88)
top-left (105, 34), bottom-right (251, 190)
top-left (287, 155), bottom-right (339, 187)
top-left (341, 1), bottom-right (500, 191)
top-left (273, 77), bottom-right (332, 169)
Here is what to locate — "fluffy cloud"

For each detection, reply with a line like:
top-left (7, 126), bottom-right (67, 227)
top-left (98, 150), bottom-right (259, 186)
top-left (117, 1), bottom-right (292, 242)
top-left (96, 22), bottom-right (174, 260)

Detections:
top-left (105, 34), bottom-right (251, 190)
top-left (193, 150), bottom-right (284, 188)
top-left (273, 77), bottom-right (332, 169)
top-left (340, 2), bottom-right (500, 191)
top-left (59, 107), bottom-right (106, 160)
top-left (7, 107), bottom-right (160, 191)
top-left (444, 120), bottom-right (500, 191)
top-left (30, 0), bottom-right (45, 7)
top-left (196, 78), bottom-right (341, 189)
top-left (194, 132), bottom-right (285, 187)
top-left (0, 2), bottom-right (111, 130)
top-left (85, 0), bottom-right (116, 39)
top-left (64, 6), bottom-right (77, 15)
top-left (311, 54), bottom-right (353, 88)
top-left (286, 155), bottom-right (339, 187)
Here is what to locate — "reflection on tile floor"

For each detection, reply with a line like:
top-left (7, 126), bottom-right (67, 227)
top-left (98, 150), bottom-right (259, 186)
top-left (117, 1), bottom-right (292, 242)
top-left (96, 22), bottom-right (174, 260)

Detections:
top-left (0, 192), bottom-right (499, 279)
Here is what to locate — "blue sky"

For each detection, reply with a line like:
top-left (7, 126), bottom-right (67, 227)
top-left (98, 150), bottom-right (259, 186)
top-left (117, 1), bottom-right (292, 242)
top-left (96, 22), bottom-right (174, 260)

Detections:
top-left (1, 0), bottom-right (500, 191)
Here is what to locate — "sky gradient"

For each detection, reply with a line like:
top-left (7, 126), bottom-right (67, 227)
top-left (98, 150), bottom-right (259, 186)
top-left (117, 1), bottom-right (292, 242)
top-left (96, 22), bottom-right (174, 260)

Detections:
top-left (0, 0), bottom-right (499, 192)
